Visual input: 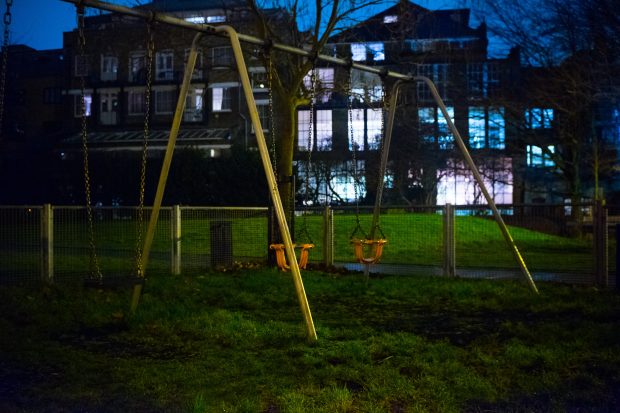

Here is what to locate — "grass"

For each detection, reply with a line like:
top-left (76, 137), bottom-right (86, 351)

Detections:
top-left (1, 268), bottom-right (619, 412)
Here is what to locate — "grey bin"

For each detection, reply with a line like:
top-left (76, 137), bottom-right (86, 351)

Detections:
top-left (210, 220), bottom-right (233, 268)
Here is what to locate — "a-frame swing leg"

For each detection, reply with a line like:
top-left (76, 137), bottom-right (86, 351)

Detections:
top-left (130, 33), bottom-right (204, 314)
top-left (214, 26), bottom-right (317, 341)
top-left (419, 76), bottom-right (539, 294)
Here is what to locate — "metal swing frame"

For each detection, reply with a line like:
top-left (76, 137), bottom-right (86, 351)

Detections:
top-left (62, 0), bottom-right (539, 343)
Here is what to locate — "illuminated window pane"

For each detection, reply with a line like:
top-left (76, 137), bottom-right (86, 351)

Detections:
top-left (488, 107), bottom-right (505, 149)
top-left (368, 42), bottom-right (385, 61)
top-left (212, 87), bottom-right (231, 111)
top-left (437, 107), bottom-right (454, 149)
top-left (349, 109), bottom-right (365, 150)
top-left (351, 43), bottom-right (366, 61)
top-left (315, 110), bottom-right (332, 151)
top-left (469, 106), bottom-right (486, 149)
top-left (367, 109), bottom-right (382, 150)
top-left (298, 110), bottom-right (312, 151)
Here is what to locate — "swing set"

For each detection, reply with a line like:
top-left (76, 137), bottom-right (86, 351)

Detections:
top-left (62, 0), bottom-right (540, 343)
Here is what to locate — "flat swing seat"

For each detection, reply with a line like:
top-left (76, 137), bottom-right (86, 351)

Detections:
top-left (351, 238), bottom-right (387, 265)
top-left (270, 243), bottom-right (314, 271)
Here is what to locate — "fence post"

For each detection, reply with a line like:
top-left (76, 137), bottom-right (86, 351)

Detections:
top-left (323, 205), bottom-right (334, 266)
top-left (592, 199), bottom-right (608, 287)
top-left (171, 205), bottom-right (181, 275)
top-left (443, 203), bottom-right (455, 277)
top-left (40, 204), bottom-right (54, 283)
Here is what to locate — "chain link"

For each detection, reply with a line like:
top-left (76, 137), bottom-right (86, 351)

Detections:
top-left (77, 6), bottom-right (103, 281)
top-left (267, 57), bottom-right (277, 180)
top-left (134, 22), bottom-right (155, 277)
top-left (348, 70), bottom-right (365, 239)
top-left (0, 0), bottom-right (13, 140)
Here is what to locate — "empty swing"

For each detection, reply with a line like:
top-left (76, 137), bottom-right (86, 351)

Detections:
top-left (348, 68), bottom-right (390, 268)
top-left (269, 54), bottom-right (316, 271)
top-left (78, 6), bottom-right (153, 288)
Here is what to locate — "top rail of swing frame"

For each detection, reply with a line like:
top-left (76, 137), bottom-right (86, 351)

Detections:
top-left (62, 0), bottom-right (421, 83)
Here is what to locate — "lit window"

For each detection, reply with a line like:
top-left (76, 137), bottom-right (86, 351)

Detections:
top-left (348, 109), bottom-right (365, 150)
top-left (74, 93), bottom-right (92, 117)
top-left (184, 88), bottom-right (203, 122)
top-left (212, 87), bottom-right (232, 111)
top-left (101, 55), bottom-right (118, 81)
top-left (251, 70), bottom-right (268, 89)
top-left (366, 109), bottom-right (382, 150)
top-left (304, 68), bottom-right (335, 103)
top-left (297, 110), bottom-right (332, 151)
top-left (128, 91), bottom-right (145, 115)
top-left (469, 106), bottom-right (486, 149)
top-left (367, 42), bottom-right (385, 61)
top-left (156, 50), bottom-right (174, 80)
top-left (155, 89), bottom-right (176, 114)
top-left (185, 16), bottom-right (205, 24)
top-left (526, 108), bottom-right (554, 129)
top-left (488, 107), bottom-right (505, 149)
top-left (527, 145), bottom-right (555, 167)
top-left (351, 43), bottom-right (366, 61)
top-left (298, 110), bottom-right (312, 151)
top-left (419, 106), bottom-right (454, 149)
top-left (128, 51), bottom-right (146, 82)
top-left (207, 15), bottom-right (226, 23)
top-left (383, 15), bottom-right (398, 24)
top-left (350, 69), bottom-right (382, 103)
top-left (315, 110), bottom-right (332, 151)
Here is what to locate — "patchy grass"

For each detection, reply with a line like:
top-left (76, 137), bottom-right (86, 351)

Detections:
top-left (1, 268), bottom-right (619, 412)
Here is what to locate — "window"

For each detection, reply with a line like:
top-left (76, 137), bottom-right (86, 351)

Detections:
top-left (212, 87), bottom-right (231, 111)
top-left (251, 70), bottom-right (268, 89)
top-left (303, 67), bottom-right (334, 103)
top-left (525, 108), bottom-right (554, 129)
top-left (366, 109), bottom-right (382, 150)
top-left (128, 91), bottom-right (146, 115)
top-left (74, 93), bottom-right (92, 117)
top-left (417, 64), bottom-right (448, 101)
top-left (315, 110), bottom-right (332, 150)
top-left (383, 15), bottom-right (398, 24)
top-left (350, 69), bottom-right (382, 103)
top-left (185, 16), bottom-right (205, 24)
top-left (184, 48), bottom-right (203, 79)
top-left (350, 42), bottom-right (385, 62)
top-left (184, 87), bottom-right (203, 122)
top-left (298, 109), bottom-right (332, 151)
top-left (348, 108), bottom-right (383, 150)
top-left (74, 55), bottom-right (89, 77)
top-left (99, 91), bottom-right (118, 125)
top-left (468, 106), bottom-right (505, 149)
top-left (128, 51), bottom-right (146, 82)
top-left (155, 89), bottom-right (176, 114)
top-left (527, 145), bottom-right (555, 167)
top-left (255, 102), bottom-right (270, 132)
top-left (207, 15), bottom-right (226, 23)
top-left (212, 46), bottom-right (233, 67)
top-left (156, 50), bottom-right (174, 80)
top-left (407, 39), bottom-right (435, 53)
top-left (418, 106), bottom-right (454, 149)
top-left (100, 55), bottom-right (118, 81)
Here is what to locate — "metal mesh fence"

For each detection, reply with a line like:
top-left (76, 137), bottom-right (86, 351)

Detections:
top-left (454, 204), bottom-right (595, 284)
top-left (330, 205), bottom-right (444, 267)
top-left (53, 206), bottom-right (171, 283)
top-left (0, 203), bottom-right (617, 287)
top-left (0, 206), bottom-right (41, 284)
top-left (180, 207), bottom-right (268, 273)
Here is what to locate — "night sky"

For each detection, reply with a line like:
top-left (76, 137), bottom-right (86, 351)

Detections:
top-left (10, 0), bottom-right (477, 51)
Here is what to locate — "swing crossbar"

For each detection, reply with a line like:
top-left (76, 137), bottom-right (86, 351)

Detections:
top-left (350, 238), bottom-right (387, 265)
top-left (270, 243), bottom-right (314, 271)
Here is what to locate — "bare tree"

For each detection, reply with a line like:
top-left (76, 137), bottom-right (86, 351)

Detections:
top-left (482, 0), bottom-right (620, 212)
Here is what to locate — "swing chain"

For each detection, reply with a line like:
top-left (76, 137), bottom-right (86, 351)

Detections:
top-left (77, 6), bottom-right (102, 280)
top-left (267, 55), bottom-right (277, 180)
top-left (348, 69), bottom-right (366, 240)
top-left (0, 0), bottom-right (12, 139)
top-left (134, 21), bottom-right (155, 276)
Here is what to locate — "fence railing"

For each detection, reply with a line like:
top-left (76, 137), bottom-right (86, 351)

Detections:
top-left (0, 202), bottom-right (616, 287)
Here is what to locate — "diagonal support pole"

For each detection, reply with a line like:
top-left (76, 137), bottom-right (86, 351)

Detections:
top-left (129, 32), bottom-right (204, 313)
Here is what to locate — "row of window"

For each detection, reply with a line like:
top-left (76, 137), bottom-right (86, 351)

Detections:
top-left (75, 47), bottom-right (234, 80)
top-left (297, 106), bottom-right (553, 153)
